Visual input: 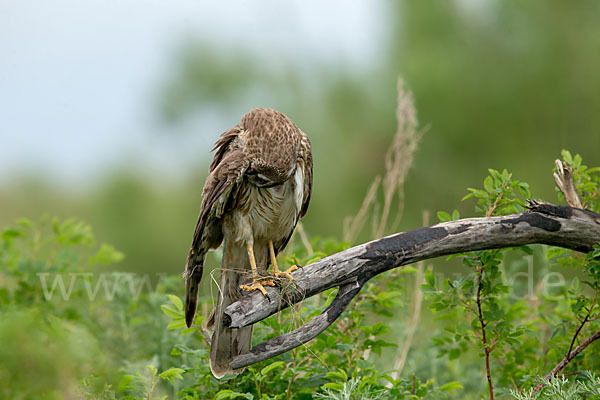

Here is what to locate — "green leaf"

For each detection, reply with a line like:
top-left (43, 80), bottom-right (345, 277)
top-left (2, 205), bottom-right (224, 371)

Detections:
top-left (117, 375), bottom-right (134, 393)
top-left (17, 218), bottom-right (34, 228)
top-left (161, 304), bottom-right (184, 319)
top-left (53, 218), bottom-right (94, 246)
top-left (325, 369), bottom-right (348, 381)
top-left (260, 361), bottom-right (284, 377)
top-left (399, 265), bottom-right (418, 274)
top-left (214, 390), bottom-right (251, 400)
top-left (167, 318), bottom-right (187, 330)
top-left (425, 269), bottom-right (436, 288)
top-left (440, 381), bottom-right (463, 392)
top-left (518, 182), bottom-right (530, 197)
top-left (167, 294), bottom-right (183, 311)
top-left (488, 168), bottom-right (502, 181)
top-left (561, 149), bottom-right (573, 164)
top-left (484, 176), bottom-right (495, 193)
top-left (519, 246), bottom-right (533, 255)
top-left (1, 228), bottom-right (22, 241)
top-left (467, 188), bottom-right (489, 199)
top-left (570, 276), bottom-right (580, 292)
top-left (437, 211), bottom-right (451, 222)
top-left (451, 209), bottom-right (460, 220)
top-left (322, 382), bottom-right (344, 391)
top-left (89, 243), bottom-right (125, 265)
top-left (509, 330), bottom-right (524, 338)
top-left (215, 390), bottom-right (234, 400)
top-left (219, 373), bottom-right (239, 381)
top-left (159, 367), bottom-right (185, 383)
top-left (448, 348), bottom-right (461, 360)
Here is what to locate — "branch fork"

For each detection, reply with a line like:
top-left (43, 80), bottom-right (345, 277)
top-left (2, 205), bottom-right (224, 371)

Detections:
top-left (224, 203), bottom-right (600, 369)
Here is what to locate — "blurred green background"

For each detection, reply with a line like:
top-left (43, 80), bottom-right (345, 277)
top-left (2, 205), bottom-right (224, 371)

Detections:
top-left (3, 1), bottom-right (600, 398)
top-left (3, 1), bottom-right (599, 279)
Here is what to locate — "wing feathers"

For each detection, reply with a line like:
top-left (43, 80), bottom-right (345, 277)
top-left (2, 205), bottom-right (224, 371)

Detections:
top-left (210, 125), bottom-right (242, 172)
top-left (300, 135), bottom-right (313, 218)
top-left (183, 110), bottom-right (314, 367)
top-left (184, 149), bottom-right (249, 327)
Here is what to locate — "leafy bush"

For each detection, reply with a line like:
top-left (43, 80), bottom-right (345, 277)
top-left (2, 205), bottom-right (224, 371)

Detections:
top-left (1, 150), bottom-right (599, 399)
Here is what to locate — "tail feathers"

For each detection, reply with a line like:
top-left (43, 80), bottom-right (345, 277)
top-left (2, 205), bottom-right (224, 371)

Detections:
top-left (209, 270), bottom-right (252, 378)
top-left (210, 323), bottom-right (252, 378)
top-left (184, 250), bottom-right (205, 328)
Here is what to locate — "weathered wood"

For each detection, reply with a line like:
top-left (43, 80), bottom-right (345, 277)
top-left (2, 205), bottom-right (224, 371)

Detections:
top-left (554, 160), bottom-right (583, 208)
top-left (229, 279), bottom-right (364, 369)
top-left (225, 203), bottom-right (600, 369)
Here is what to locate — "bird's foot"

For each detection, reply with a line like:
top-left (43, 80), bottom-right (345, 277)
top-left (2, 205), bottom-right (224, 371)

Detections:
top-left (273, 265), bottom-right (299, 280)
top-left (240, 278), bottom-right (275, 296)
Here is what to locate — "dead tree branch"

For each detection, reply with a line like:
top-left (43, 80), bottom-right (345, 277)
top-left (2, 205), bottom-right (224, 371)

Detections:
top-left (225, 203), bottom-right (600, 369)
top-left (554, 160), bottom-right (583, 208)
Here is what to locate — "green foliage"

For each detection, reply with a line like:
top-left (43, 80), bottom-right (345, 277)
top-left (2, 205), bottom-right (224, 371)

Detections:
top-left (0, 221), bottom-right (457, 399)
top-left (432, 153), bottom-right (600, 398)
top-left (510, 373), bottom-right (600, 400)
top-left (0, 217), bottom-right (117, 398)
top-left (2, 151), bottom-right (599, 399)
top-left (462, 168), bottom-right (530, 216)
top-left (0, 216), bottom-right (188, 398)
top-left (160, 237), bottom-right (460, 399)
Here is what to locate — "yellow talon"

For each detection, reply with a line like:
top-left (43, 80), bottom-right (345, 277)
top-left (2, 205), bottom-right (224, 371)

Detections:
top-left (240, 278), bottom-right (275, 296)
top-left (274, 265), bottom-right (299, 280)
top-left (241, 242), bottom-right (274, 296)
top-left (269, 240), bottom-right (298, 280)
top-left (241, 240), bottom-right (297, 297)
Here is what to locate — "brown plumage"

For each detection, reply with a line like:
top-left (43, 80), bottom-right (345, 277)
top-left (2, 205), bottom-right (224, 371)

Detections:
top-left (183, 108), bottom-right (313, 378)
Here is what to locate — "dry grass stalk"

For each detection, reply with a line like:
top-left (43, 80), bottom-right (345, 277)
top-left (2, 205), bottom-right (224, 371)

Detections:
top-left (343, 77), bottom-right (423, 244)
top-left (295, 222), bottom-right (314, 257)
top-left (375, 78), bottom-right (422, 238)
top-left (343, 176), bottom-right (381, 243)
top-left (388, 211), bottom-right (428, 383)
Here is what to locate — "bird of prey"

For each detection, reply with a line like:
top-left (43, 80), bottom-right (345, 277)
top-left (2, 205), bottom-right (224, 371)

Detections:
top-left (183, 108), bottom-right (313, 378)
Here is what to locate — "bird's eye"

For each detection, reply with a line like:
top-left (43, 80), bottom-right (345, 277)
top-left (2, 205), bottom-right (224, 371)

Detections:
top-left (254, 174), bottom-right (270, 185)
top-left (248, 173), bottom-right (273, 187)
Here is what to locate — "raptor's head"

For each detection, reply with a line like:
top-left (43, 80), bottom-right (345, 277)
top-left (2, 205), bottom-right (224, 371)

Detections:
top-left (241, 108), bottom-right (302, 182)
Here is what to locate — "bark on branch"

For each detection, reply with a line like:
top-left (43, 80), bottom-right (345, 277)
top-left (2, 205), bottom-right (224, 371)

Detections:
top-left (225, 202), bottom-right (600, 369)
top-left (554, 160), bottom-right (583, 208)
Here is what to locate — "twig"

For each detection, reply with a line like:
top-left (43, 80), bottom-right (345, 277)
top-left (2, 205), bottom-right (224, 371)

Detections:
top-left (531, 328), bottom-right (600, 397)
top-left (566, 307), bottom-right (591, 358)
top-left (476, 266), bottom-right (494, 400)
top-left (486, 192), bottom-right (505, 217)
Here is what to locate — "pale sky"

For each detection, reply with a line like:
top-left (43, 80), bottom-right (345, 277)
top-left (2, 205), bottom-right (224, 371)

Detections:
top-left (0, 0), bottom-right (387, 186)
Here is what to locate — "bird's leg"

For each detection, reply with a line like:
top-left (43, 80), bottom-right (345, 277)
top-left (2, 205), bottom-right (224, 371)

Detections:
top-left (269, 240), bottom-right (298, 280)
top-left (240, 243), bottom-right (274, 296)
